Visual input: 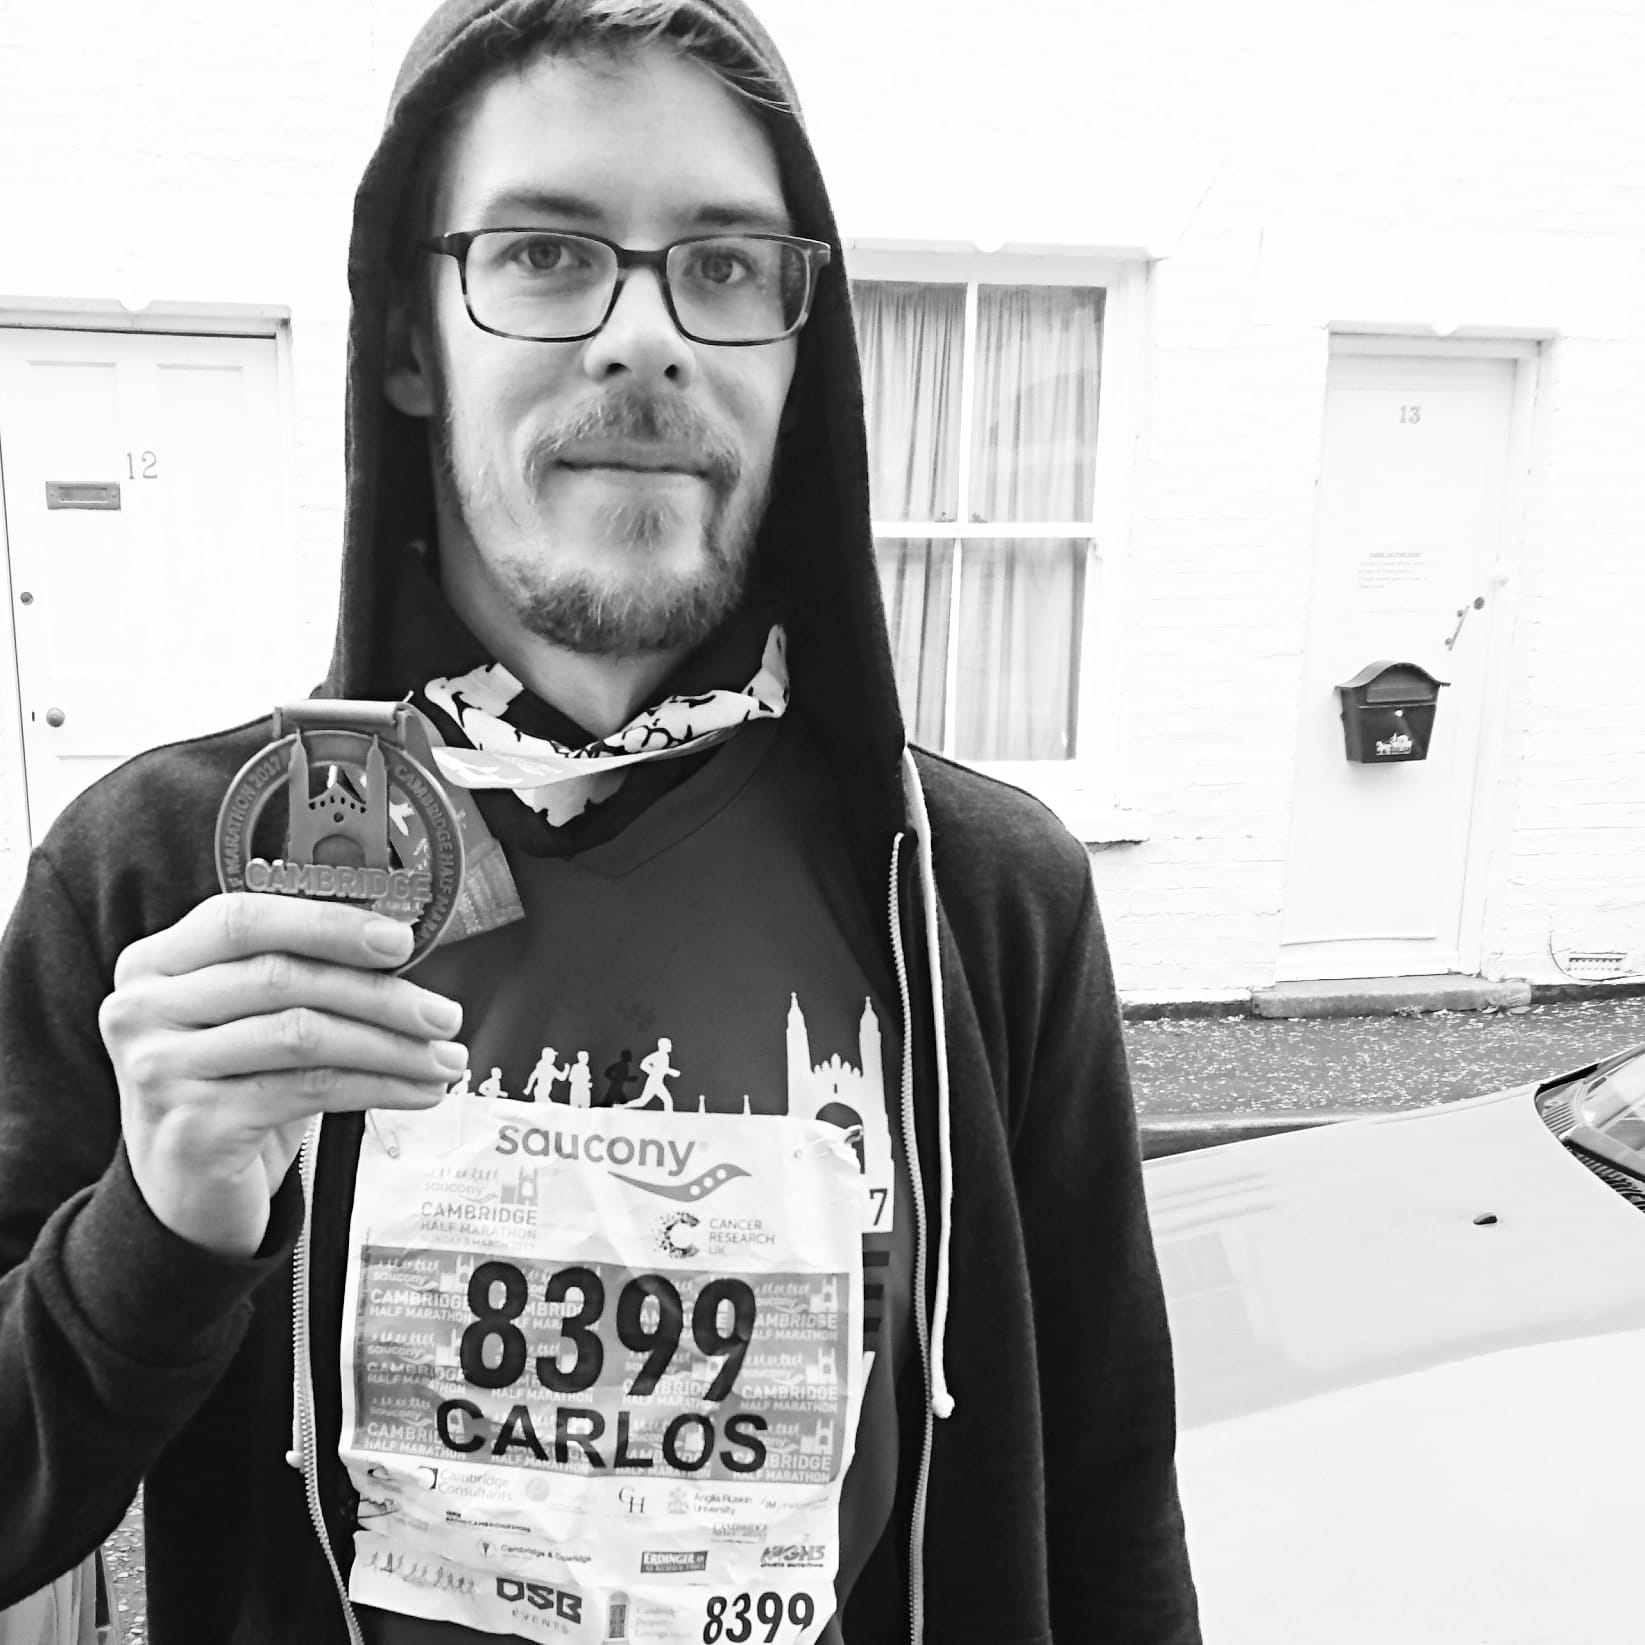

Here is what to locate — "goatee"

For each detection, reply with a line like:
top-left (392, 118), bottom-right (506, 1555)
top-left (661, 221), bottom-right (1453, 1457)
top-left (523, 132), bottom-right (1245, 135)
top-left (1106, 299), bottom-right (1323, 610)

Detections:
top-left (434, 385), bottom-right (769, 657)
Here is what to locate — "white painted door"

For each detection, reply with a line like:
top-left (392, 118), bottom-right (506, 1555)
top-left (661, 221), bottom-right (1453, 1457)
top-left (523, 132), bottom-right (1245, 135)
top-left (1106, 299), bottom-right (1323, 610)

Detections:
top-left (0, 327), bottom-right (304, 841)
top-left (1277, 348), bottom-right (1519, 981)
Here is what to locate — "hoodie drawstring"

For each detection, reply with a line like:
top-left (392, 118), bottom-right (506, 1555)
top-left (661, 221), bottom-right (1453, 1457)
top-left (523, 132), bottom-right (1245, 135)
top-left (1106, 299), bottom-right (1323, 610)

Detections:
top-left (900, 750), bottom-right (956, 1421)
top-left (288, 1115), bottom-right (367, 1645)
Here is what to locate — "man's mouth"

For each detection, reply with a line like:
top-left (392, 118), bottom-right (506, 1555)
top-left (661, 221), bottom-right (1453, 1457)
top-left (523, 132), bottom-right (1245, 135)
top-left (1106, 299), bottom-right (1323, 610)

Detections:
top-left (556, 442), bottom-right (709, 477)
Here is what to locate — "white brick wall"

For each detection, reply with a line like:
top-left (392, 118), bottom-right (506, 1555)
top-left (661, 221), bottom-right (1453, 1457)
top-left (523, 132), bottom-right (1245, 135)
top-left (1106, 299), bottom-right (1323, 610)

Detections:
top-left (1, 0), bottom-right (1640, 998)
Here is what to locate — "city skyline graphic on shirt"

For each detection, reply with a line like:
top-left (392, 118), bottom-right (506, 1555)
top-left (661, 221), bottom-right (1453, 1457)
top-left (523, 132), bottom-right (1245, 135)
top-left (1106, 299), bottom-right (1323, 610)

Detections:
top-left (443, 994), bottom-right (891, 1186)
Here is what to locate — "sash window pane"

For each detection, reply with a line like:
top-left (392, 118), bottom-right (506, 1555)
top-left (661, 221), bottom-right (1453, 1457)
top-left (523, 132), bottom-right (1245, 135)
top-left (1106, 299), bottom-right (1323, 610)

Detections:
top-left (874, 538), bottom-right (953, 750)
top-left (955, 538), bottom-right (1086, 761)
top-left (854, 281), bottom-right (965, 521)
top-left (970, 285), bottom-right (1104, 524)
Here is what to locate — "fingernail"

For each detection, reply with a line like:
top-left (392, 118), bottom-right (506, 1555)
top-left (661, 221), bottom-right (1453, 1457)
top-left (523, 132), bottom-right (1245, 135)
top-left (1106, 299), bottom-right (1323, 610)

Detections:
top-left (365, 919), bottom-right (414, 958)
top-left (421, 996), bottom-right (463, 1036)
top-left (433, 1040), bottom-right (468, 1075)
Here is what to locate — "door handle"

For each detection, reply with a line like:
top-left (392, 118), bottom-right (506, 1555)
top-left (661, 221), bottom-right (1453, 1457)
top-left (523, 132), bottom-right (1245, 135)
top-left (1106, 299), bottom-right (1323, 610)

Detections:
top-left (1444, 595), bottom-right (1486, 651)
top-left (44, 708), bottom-right (65, 727)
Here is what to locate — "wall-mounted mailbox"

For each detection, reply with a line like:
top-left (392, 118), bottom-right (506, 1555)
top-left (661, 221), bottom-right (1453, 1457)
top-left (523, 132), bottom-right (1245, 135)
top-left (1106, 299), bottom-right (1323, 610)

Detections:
top-left (1336, 661), bottom-right (1447, 763)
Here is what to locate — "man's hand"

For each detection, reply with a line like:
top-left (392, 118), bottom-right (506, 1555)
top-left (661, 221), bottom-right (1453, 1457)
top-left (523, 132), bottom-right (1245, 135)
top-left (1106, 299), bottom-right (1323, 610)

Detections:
top-left (99, 893), bottom-right (468, 1258)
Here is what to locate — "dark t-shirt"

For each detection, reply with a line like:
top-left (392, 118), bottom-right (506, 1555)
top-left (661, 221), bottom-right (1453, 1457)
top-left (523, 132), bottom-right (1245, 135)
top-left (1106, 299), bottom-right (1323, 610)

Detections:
top-left (358, 719), bottom-right (912, 1643)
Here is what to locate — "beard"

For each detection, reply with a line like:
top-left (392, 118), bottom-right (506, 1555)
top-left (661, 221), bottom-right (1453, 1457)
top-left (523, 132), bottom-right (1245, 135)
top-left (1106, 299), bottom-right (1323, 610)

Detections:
top-left (431, 384), bottom-right (772, 659)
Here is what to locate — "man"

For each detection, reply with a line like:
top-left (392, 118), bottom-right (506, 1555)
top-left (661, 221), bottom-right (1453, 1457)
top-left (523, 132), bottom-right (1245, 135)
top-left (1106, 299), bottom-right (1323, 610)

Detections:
top-left (0, 2), bottom-right (1199, 1641)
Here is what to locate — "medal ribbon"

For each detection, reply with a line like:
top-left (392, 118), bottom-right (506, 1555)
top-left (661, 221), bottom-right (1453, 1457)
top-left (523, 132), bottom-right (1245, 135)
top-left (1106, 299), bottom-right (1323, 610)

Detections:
top-left (421, 625), bottom-right (789, 825)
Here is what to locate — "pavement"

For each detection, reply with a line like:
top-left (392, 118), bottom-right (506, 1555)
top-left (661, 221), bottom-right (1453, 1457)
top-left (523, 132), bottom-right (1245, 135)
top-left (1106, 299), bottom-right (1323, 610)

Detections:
top-left (1126, 994), bottom-right (1645, 1118)
top-left (103, 1500), bottom-right (144, 1642)
top-left (1247, 971), bottom-right (1529, 1018)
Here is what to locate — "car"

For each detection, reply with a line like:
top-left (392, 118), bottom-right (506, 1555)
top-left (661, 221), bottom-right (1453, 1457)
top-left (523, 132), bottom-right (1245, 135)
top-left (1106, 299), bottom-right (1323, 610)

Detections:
top-left (1145, 1041), bottom-right (1645, 1644)
top-left (11, 1046), bottom-right (1643, 1644)
top-left (0, 1551), bottom-right (117, 1644)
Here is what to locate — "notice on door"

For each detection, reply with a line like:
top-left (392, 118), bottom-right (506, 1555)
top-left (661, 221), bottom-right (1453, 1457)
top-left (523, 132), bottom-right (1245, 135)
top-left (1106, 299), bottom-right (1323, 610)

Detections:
top-left (1355, 544), bottom-right (1430, 596)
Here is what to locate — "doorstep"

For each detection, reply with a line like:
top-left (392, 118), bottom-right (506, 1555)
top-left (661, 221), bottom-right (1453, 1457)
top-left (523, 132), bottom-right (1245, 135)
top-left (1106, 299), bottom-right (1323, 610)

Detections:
top-left (1248, 973), bottom-right (1532, 1020)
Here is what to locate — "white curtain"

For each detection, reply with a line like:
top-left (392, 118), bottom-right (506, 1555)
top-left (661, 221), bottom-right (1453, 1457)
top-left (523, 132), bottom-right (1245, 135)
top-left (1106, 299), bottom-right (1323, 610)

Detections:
top-left (955, 539), bottom-right (1083, 760)
top-left (855, 280), bottom-right (1101, 759)
top-left (970, 285), bottom-right (1102, 521)
top-left (874, 538), bottom-right (953, 748)
top-left (855, 283), bottom-right (964, 521)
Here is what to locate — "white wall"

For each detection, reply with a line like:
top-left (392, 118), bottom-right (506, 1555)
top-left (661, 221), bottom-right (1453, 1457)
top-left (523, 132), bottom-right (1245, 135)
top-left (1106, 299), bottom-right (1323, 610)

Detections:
top-left (2, 0), bottom-right (1641, 997)
top-left (0, 1), bottom-right (434, 905)
top-left (763, 0), bottom-right (1645, 998)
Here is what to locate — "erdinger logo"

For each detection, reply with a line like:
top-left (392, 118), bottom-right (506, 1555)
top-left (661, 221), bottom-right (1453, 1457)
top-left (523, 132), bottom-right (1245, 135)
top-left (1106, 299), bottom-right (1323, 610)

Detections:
top-left (640, 1550), bottom-right (709, 1574)
top-left (496, 1577), bottom-right (582, 1622)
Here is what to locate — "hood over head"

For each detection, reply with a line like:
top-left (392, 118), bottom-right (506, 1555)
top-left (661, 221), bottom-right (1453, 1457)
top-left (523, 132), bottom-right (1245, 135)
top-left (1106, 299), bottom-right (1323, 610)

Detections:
top-left (329, 0), bottom-right (909, 861)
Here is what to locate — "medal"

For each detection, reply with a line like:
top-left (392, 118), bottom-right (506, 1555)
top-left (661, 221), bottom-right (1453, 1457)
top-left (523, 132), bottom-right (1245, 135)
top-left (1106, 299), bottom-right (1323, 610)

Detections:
top-left (215, 701), bottom-right (466, 972)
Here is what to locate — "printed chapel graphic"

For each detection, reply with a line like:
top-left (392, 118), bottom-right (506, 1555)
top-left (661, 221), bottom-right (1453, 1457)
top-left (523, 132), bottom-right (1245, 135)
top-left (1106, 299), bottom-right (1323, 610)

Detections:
top-left (287, 737), bottom-right (388, 868)
top-left (784, 994), bottom-right (892, 1193)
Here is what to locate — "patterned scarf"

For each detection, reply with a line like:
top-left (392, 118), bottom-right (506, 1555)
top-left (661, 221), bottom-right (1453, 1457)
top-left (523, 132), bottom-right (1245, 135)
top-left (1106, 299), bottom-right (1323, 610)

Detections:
top-left (421, 625), bottom-right (789, 825)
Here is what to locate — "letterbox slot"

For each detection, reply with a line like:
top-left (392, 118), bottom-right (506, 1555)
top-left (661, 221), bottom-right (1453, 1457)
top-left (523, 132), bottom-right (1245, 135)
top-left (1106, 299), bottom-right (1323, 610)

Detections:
top-left (45, 481), bottom-right (121, 511)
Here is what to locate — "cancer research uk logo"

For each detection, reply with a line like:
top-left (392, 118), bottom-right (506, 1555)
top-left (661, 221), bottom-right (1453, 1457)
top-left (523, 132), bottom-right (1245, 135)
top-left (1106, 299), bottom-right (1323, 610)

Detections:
top-left (494, 1120), bottom-right (751, 1202)
top-left (657, 1212), bottom-right (701, 1259)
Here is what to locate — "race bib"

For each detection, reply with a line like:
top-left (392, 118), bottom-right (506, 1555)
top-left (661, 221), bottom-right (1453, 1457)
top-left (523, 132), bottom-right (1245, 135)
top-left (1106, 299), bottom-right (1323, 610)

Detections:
top-left (340, 1096), bottom-right (867, 1642)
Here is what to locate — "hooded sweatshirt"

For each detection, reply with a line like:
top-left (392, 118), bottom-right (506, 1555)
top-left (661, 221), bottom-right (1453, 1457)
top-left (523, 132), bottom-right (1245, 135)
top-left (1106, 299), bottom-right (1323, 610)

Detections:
top-left (0, 3), bottom-right (1200, 1641)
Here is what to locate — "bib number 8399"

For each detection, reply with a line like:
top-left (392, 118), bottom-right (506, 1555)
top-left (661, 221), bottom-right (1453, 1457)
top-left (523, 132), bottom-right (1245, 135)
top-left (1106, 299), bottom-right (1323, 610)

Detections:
top-left (462, 1259), bottom-right (756, 1402)
top-left (704, 1592), bottom-right (816, 1643)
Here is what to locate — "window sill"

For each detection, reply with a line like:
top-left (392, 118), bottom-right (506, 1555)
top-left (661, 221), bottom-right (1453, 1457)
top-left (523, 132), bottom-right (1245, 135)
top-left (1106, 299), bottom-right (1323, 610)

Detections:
top-left (967, 761), bottom-right (1150, 845)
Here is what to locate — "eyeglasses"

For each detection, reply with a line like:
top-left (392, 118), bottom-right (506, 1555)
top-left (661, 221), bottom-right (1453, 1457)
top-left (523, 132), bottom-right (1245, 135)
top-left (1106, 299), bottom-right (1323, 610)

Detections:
top-left (418, 228), bottom-right (832, 346)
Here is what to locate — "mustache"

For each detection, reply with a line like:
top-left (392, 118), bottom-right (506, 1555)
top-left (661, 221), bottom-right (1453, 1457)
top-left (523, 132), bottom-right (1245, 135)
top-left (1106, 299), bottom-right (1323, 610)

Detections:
top-left (525, 393), bottom-right (742, 491)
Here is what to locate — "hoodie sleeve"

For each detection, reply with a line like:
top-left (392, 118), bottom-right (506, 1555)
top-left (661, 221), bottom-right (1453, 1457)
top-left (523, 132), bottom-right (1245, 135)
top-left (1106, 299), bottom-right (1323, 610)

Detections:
top-left (1011, 872), bottom-right (1201, 1643)
top-left (0, 847), bottom-right (301, 1607)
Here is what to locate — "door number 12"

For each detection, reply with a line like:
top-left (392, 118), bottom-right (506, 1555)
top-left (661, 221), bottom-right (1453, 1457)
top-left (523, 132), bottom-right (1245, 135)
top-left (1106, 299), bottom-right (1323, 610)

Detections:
top-left (125, 451), bottom-right (159, 480)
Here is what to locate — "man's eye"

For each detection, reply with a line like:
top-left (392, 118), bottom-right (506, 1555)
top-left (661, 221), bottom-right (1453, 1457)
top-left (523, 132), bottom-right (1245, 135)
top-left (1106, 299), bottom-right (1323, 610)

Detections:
top-left (689, 246), bottom-right (754, 286)
top-left (486, 234), bottom-right (596, 277)
top-left (511, 236), bottom-right (573, 272)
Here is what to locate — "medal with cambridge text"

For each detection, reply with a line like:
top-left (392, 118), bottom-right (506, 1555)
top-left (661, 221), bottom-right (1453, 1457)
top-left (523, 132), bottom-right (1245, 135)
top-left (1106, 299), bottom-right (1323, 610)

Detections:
top-left (215, 713), bottom-right (465, 972)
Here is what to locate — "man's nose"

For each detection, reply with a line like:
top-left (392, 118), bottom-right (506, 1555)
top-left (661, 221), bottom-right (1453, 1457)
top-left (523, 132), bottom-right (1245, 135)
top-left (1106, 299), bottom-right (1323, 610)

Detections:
top-left (581, 266), bottom-right (695, 384)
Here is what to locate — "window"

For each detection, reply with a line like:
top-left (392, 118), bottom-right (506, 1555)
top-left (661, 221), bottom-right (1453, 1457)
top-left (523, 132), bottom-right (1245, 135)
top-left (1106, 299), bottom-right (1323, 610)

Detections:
top-left (853, 272), bottom-right (1105, 761)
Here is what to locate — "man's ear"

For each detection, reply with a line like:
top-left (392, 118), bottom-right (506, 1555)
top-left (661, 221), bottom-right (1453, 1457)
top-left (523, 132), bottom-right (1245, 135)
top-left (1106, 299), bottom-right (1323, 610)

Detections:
top-left (383, 284), bottom-right (437, 418)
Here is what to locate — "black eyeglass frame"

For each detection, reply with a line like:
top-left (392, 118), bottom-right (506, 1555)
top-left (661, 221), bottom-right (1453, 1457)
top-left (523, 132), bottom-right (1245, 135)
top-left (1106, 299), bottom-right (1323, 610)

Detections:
top-left (418, 228), bottom-right (833, 346)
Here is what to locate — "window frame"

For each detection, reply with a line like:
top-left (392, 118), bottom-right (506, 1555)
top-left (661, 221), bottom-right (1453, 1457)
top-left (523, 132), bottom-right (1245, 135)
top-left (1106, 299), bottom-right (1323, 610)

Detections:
top-left (843, 244), bottom-right (1150, 843)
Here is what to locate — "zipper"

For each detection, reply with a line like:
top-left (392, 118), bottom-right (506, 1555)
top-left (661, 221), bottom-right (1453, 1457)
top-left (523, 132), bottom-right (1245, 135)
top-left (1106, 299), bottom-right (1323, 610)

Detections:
top-left (888, 831), bottom-right (936, 1645)
top-left (291, 1118), bottom-right (367, 1645)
